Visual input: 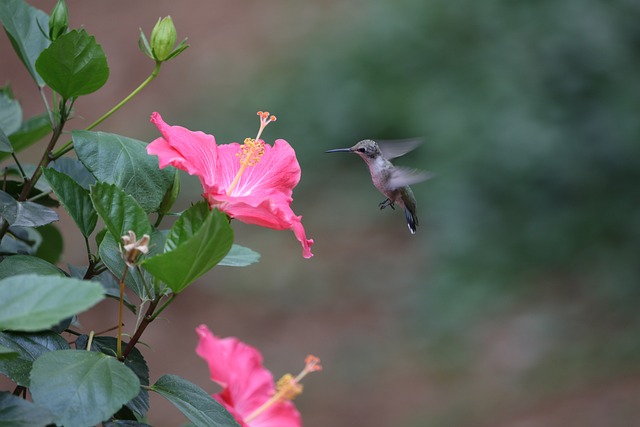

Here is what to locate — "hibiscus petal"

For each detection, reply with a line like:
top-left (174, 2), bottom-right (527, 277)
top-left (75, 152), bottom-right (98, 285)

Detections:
top-left (207, 193), bottom-right (314, 258)
top-left (251, 401), bottom-right (301, 427)
top-left (214, 140), bottom-right (300, 198)
top-left (148, 112), bottom-right (219, 190)
top-left (195, 325), bottom-right (276, 419)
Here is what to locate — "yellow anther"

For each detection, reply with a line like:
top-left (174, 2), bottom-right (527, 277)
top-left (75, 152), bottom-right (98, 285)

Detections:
top-left (276, 374), bottom-right (304, 401)
top-left (236, 138), bottom-right (265, 167)
top-left (244, 355), bottom-right (322, 423)
top-left (226, 111), bottom-right (277, 196)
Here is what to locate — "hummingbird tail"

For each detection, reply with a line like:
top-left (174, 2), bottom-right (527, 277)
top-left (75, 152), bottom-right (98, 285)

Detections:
top-left (404, 206), bottom-right (418, 234)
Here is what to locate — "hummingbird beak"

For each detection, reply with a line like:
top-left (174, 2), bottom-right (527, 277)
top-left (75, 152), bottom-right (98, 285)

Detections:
top-left (325, 148), bottom-right (353, 153)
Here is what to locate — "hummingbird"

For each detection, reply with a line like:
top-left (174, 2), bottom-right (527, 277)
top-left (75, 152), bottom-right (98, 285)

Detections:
top-left (326, 139), bottom-right (431, 234)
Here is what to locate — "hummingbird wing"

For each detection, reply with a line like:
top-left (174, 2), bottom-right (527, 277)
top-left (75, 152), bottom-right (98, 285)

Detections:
top-left (376, 138), bottom-right (424, 160)
top-left (388, 166), bottom-right (433, 189)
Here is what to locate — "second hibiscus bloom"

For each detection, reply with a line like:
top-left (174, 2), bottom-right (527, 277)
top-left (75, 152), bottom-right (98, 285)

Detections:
top-left (147, 111), bottom-right (314, 258)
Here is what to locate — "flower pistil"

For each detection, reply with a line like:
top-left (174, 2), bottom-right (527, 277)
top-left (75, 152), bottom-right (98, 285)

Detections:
top-left (245, 354), bottom-right (322, 423)
top-left (226, 111), bottom-right (276, 195)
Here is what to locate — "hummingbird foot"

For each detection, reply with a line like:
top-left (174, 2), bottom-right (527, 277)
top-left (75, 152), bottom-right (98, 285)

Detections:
top-left (379, 198), bottom-right (395, 210)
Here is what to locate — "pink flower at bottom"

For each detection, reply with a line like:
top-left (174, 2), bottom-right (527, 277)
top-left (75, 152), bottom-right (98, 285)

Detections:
top-left (147, 112), bottom-right (314, 258)
top-left (195, 324), bottom-right (321, 427)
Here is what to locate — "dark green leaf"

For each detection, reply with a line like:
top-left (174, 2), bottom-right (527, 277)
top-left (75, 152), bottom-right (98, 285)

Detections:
top-left (0, 255), bottom-right (65, 280)
top-left (0, 128), bottom-right (13, 153)
top-left (0, 190), bottom-right (58, 227)
top-left (31, 350), bottom-right (140, 427)
top-left (219, 244), bottom-right (261, 267)
top-left (0, 0), bottom-right (49, 86)
top-left (0, 344), bottom-right (17, 355)
top-left (0, 180), bottom-right (58, 208)
top-left (0, 88), bottom-right (22, 136)
top-left (76, 335), bottom-right (149, 417)
top-left (99, 231), bottom-right (167, 301)
top-left (0, 392), bottom-right (53, 427)
top-left (0, 331), bottom-right (69, 386)
top-left (5, 164), bottom-right (50, 193)
top-left (158, 167), bottom-right (180, 215)
top-left (74, 130), bottom-right (177, 213)
top-left (0, 114), bottom-right (52, 162)
top-left (43, 167), bottom-right (97, 237)
top-left (142, 205), bottom-right (233, 293)
top-left (150, 374), bottom-right (240, 427)
top-left (33, 223), bottom-right (63, 264)
top-left (0, 226), bottom-right (41, 256)
top-left (0, 274), bottom-right (104, 332)
top-left (35, 29), bottom-right (109, 99)
top-left (50, 157), bottom-right (96, 190)
top-left (90, 182), bottom-right (152, 241)
top-left (104, 421), bottom-right (151, 427)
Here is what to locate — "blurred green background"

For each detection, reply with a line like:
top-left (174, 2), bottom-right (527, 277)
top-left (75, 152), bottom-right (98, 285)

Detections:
top-left (2, 0), bottom-right (640, 425)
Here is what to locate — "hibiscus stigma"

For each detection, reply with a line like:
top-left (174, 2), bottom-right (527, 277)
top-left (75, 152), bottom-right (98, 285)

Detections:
top-left (245, 354), bottom-right (322, 423)
top-left (226, 111), bottom-right (277, 196)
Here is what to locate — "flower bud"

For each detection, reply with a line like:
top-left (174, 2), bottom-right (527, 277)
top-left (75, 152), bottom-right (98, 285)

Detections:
top-left (150, 16), bottom-right (177, 62)
top-left (49, 0), bottom-right (69, 41)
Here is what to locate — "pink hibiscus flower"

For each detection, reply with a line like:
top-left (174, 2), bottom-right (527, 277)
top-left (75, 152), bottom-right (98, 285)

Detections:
top-left (147, 111), bottom-right (314, 258)
top-left (195, 324), bottom-right (322, 427)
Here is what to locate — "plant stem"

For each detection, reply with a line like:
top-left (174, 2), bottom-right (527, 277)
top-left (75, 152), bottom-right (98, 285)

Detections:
top-left (39, 86), bottom-right (55, 127)
top-left (149, 293), bottom-right (176, 321)
top-left (121, 297), bottom-right (159, 360)
top-left (50, 62), bottom-right (162, 160)
top-left (86, 330), bottom-right (95, 350)
top-left (116, 267), bottom-right (129, 360)
top-left (10, 154), bottom-right (26, 179)
top-left (84, 236), bottom-right (91, 264)
top-left (0, 102), bottom-right (69, 241)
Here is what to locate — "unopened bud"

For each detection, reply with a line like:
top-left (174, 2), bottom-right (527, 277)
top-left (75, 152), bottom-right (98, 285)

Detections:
top-left (150, 16), bottom-right (177, 62)
top-left (49, 0), bottom-right (69, 41)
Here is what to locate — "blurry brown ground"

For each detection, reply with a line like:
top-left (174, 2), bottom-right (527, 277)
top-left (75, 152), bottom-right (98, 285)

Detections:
top-left (2, 1), bottom-right (640, 426)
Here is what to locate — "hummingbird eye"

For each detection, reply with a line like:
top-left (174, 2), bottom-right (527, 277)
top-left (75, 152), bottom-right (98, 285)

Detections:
top-left (357, 148), bottom-right (366, 153)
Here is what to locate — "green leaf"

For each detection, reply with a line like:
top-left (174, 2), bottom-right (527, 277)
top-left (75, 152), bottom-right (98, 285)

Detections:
top-left (90, 182), bottom-right (152, 241)
top-left (0, 274), bottom-right (104, 332)
top-left (35, 29), bottom-right (109, 99)
top-left (0, 114), bottom-right (52, 162)
top-left (0, 0), bottom-right (50, 86)
top-left (0, 127), bottom-right (13, 154)
top-left (50, 157), bottom-right (96, 190)
top-left (76, 335), bottom-right (149, 417)
top-left (30, 350), bottom-right (140, 427)
top-left (104, 421), bottom-right (151, 427)
top-left (99, 231), bottom-right (167, 301)
top-left (0, 255), bottom-right (65, 280)
top-left (43, 167), bottom-right (97, 237)
top-left (0, 392), bottom-right (53, 427)
top-left (219, 244), bottom-right (261, 267)
top-left (137, 28), bottom-right (153, 59)
top-left (0, 344), bottom-right (17, 355)
top-left (0, 88), bottom-right (22, 136)
top-left (0, 190), bottom-right (58, 227)
top-left (0, 226), bottom-right (41, 256)
top-left (158, 167), bottom-right (180, 215)
top-left (74, 130), bottom-right (177, 213)
top-left (150, 374), bottom-right (240, 427)
top-left (142, 205), bottom-right (233, 293)
top-left (0, 331), bottom-right (69, 386)
top-left (34, 223), bottom-right (63, 264)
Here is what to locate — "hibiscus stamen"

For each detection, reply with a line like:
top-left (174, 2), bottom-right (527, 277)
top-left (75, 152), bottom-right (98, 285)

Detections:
top-left (226, 111), bottom-right (276, 196)
top-left (245, 354), bottom-right (322, 423)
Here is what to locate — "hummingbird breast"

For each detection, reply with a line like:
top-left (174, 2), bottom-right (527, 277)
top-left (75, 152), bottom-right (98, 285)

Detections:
top-left (368, 157), bottom-right (402, 203)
